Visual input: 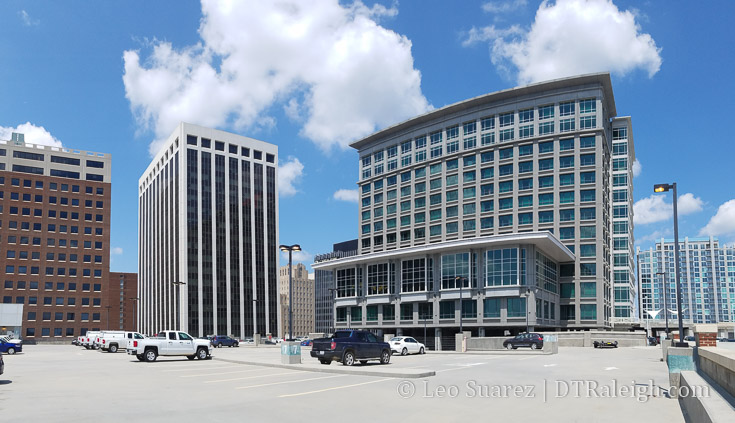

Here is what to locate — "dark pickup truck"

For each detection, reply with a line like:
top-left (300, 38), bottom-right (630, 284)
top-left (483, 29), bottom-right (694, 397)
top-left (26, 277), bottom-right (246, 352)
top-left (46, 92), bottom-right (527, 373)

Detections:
top-left (310, 330), bottom-right (391, 366)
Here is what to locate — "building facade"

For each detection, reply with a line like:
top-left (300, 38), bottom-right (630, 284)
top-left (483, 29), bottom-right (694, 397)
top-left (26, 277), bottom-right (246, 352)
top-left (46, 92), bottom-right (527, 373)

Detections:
top-left (138, 123), bottom-right (278, 338)
top-left (108, 272), bottom-right (138, 331)
top-left (313, 73), bottom-right (635, 347)
top-left (0, 132), bottom-right (111, 341)
top-left (279, 263), bottom-right (314, 337)
top-left (314, 239), bottom-right (358, 334)
top-left (638, 237), bottom-right (735, 325)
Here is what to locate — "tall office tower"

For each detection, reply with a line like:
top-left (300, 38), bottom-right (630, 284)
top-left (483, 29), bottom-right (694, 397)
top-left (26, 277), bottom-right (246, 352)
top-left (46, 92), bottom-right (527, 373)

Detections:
top-left (314, 239), bottom-right (358, 334)
top-left (138, 123), bottom-right (278, 338)
top-left (0, 132), bottom-right (111, 342)
top-left (107, 272), bottom-right (138, 331)
top-left (278, 263), bottom-right (314, 337)
top-left (638, 237), bottom-right (735, 326)
top-left (610, 119), bottom-right (636, 323)
top-left (313, 73), bottom-right (635, 349)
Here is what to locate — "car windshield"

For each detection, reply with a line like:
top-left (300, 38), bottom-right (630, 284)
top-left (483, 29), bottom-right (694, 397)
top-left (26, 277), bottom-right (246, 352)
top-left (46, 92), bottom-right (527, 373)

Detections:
top-left (333, 331), bottom-right (352, 339)
top-left (390, 337), bottom-right (403, 341)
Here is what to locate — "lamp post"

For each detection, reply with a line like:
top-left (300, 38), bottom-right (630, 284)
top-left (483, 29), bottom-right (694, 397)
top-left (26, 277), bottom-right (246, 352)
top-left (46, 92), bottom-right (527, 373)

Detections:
top-left (655, 272), bottom-right (669, 336)
top-left (129, 297), bottom-right (139, 332)
top-left (328, 287), bottom-right (338, 336)
top-left (455, 276), bottom-right (467, 335)
top-left (172, 281), bottom-right (186, 331)
top-left (279, 244), bottom-right (301, 341)
top-left (654, 183), bottom-right (687, 346)
top-left (524, 288), bottom-right (531, 333)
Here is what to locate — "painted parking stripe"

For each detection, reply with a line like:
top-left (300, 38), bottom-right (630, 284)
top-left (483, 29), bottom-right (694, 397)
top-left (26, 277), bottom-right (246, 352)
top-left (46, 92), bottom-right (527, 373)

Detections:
top-left (279, 378), bottom-right (392, 398)
top-left (180, 368), bottom-right (271, 378)
top-left (163, 365), bottom-right (243, 372)
top-left (205, 371), bottom-right (304, 383)
top-left (236, 374), bottom-right (347, 390)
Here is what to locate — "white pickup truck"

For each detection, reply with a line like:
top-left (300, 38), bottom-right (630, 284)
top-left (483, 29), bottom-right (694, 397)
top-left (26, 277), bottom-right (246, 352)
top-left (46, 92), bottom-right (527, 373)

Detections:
top-left (127, 330), bottom-right (211, 362)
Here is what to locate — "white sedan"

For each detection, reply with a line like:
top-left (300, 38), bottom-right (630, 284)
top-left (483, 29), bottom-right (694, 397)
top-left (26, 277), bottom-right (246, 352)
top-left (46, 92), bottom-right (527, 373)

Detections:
top-left (390, 336), bottom-right (426, 355)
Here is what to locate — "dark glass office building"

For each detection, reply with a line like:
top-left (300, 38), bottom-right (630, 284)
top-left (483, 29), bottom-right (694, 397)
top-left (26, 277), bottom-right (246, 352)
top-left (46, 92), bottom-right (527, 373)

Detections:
top-left (138, 123), bottom-right (278, 338)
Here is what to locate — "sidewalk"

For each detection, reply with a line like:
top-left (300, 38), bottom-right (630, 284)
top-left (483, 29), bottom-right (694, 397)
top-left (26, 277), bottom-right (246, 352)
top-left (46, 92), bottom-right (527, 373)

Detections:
top-left (211, 345), bottom-right (436, 378)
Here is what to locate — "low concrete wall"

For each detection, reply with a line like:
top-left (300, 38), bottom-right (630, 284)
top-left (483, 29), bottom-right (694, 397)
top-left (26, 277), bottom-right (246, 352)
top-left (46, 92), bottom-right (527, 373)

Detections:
top-left (679, 371), bottom-right (735, 423)
top-left (467, 331), bottom-right (645, 350)
top-left (698, 347), bottom-right (735, 399)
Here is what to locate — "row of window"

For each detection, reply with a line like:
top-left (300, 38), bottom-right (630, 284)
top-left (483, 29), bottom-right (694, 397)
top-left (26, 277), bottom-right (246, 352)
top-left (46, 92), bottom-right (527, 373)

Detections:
top-left (0, 207), bottom-right (104, 221)
top-left (3, 222), bottom-right (105, 237)
top-left (0, 176), bottom-right (105, 194)
top-left (24, 327), bottom-right (99, 337)
top-left (5, 266), bottom-right (104, 276)
top-left (4, 280), bottom-right (101, 291)
top-left (7, 149), bottom-right (105, 168)
top-left (1, 191), bottom-right (104, 208)
top-left (185, 135), bottom-right (275, 163)
top-left (25, 311), bottom-right (100, 321)
top-left (3, 296), bottom-right (102, 305)
top-left (4, 236), bottom-right (104, 248)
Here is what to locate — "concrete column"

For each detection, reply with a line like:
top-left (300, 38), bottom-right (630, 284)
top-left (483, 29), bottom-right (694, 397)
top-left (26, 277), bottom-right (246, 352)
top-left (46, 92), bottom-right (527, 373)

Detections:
top-left (478, 327), bottom-right (485, 337)
top-left (695, 324), bottom-right (717, 347)
top-left (396, 328), bottom-right (403, 336)
top-left (435, 328), bottom-right (442, 351)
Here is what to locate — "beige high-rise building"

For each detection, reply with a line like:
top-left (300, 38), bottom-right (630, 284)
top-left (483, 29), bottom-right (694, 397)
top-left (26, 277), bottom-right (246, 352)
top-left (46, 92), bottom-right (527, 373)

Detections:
top-left (279, 263), bottom-right (314, 337)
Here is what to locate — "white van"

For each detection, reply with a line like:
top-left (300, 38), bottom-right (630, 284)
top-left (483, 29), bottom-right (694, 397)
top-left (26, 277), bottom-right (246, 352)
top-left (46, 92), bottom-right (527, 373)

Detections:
top-left (82, 331), bottom-right (102, 349)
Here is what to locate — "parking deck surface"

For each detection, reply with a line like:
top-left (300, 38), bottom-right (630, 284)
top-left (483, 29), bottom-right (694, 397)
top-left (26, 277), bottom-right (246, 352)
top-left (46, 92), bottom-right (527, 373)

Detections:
top-left (0, 345), bottom-right (685, 422)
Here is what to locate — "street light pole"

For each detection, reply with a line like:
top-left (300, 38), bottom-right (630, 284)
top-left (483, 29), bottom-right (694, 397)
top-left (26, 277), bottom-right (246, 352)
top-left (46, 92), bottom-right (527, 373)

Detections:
top-left (455, 276), bottom-right (466, 335)
top-left (656, 272), bottom-right (669, 336)
top-left (172, 281), bottom-right (186, 331)
top-left (654, 182), bottom-right (686, 346)
top-left (525, 288), bottom-right (531, 333)
top-left (328, 287), bottom-right (338, 336)
top-left (279, 244), bottom-right (301, 341)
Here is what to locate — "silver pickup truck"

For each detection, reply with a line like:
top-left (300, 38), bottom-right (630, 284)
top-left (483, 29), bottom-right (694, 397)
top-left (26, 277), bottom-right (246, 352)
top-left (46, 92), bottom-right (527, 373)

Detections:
top-left (127, 330), bottom-right (211, 362)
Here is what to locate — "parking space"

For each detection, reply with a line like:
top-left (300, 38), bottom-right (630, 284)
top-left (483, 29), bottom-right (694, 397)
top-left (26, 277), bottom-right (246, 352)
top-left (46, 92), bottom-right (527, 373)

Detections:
top-left (0, 345), bottom-right (685, 422)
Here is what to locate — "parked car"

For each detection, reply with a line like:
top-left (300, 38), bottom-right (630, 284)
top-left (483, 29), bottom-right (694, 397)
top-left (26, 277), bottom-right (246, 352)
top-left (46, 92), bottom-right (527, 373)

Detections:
top-left (300, 339), bottom-right (312, 346)
top-left (240, 337), bottom-right (254, 345)
top-left (593, 340), bottom-right (618, 348)
top-left (208, 335), bottom-right (239, 348)
top-left (310, 330), bottom-right (391, 366)
top-left (127, 330), bottom-right (211, 362)
top-left (0, 339), bottom-right (22, 355)
top-left (0, 352), bottom-right (4, 376)
top-left (389, 336), bottom-right (426, 355)
top-left (647, 336), bottom-right (659, 346)
top-left (503, 333), bottom-right (544, 350)
top-left (718, 337), bottom-right (735, 342)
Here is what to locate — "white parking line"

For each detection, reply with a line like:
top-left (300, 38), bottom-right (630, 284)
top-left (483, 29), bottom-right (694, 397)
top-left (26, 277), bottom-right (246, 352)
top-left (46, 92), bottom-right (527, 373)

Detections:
top-left (205, 371), bottom-right (304, 383)
top-left (278, 378), bottom-right (393, 398)
top-left (180, 368), bottom-right (270, 378)
top-left (236, 374), bottom-right (347, 390)
top-left (518, 356), bottom-right (538, 361)
top-left (163, 365), bottom-right (243, 372)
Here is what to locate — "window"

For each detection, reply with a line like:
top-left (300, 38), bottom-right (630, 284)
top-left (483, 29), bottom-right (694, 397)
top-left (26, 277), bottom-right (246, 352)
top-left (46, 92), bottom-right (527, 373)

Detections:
top-left (518, 161), bottom-right (532, 174)
top-left (580, 263), bottom-right (596, 276)
top-left (518, 212), bottom-right (532, 225)
top-left (499, 214), bottom-right (512, 227)
top-left (499, 181), bottom-right (512, 193)
top-left (538, 210), bottom-right (553, 223)
top-left (538, 193), bottom-right (553, 206)
top-left (499, 147), bottom-right (513, 160)
top-left (538, 176), bottom-right (553, 188)
top-left (580, 153), bottom-right (595, 166)
top-left (499, 128), bottom-right (513, 142)
top-left (538, 158), bottom-right (553, 171)
top-left (579, 244), bottom-right (596, 258)
top-left (559, 191), bottom-right (574, 204)
top-left (580, 207), bottom-right (596, 220)
top-left (559, 101), bottom-right (575, 116)
top-left (499, 197), bottom-right (513, 210)
top-left (518, 178), bottom-right (532, 191)
top-left (580, 226), bottom-right (596, 239)
top-left (484, 298), bottom-right (500, 318)
top-left (480, 200), bottom-right (494, 212)
top-left (499, 164), bottom-right (513, 177)
top-left (580, 189), bottom-right (595, 202)
top-left (481, 116), bottom-right (495, 131)
top-left (559, 227), bottom-right (574, 240)
top-left (507, 297), bottom-right (526, 318)
top-left (580, 304), bottom-right (597, 320)
top-left (480, 183), bottom-right (494, 196)
top-left (499, 112), bottom-right (514, 127)
top-left (518, 195), bottom-right (532, 208)
top-left (480, 217), bottom-right (494, 229)
top-left (559, 156), bottom-right (574, 168)
top-left (580, 171), bottom-right (595, 184)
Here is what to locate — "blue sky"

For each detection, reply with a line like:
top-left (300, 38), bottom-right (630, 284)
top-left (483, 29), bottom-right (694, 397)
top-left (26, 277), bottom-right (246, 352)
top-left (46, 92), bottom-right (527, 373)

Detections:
top-left (1, 0), bottom-right (734, 273)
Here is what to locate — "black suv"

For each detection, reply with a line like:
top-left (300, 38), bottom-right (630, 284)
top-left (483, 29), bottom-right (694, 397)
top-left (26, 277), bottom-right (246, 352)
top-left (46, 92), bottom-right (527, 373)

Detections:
top-left (208, 335), bottom-right (239, 348)
top-left (503, 333), bottom-right (544, 350)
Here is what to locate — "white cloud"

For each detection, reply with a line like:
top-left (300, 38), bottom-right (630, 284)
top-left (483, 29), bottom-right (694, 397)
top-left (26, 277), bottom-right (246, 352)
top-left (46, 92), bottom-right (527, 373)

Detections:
top-left (0, 122), bottom-right (63, 147)
top-left (632, 159), bottom-right (642, 177)
top-left (465, 0), bottom-right (662, 84)
top-left (699, 199), bottom-right (735, 237)
top-left (633, 193), bottom-right (704, 225)
top-left (19, 10), bottom-right (39, 26)
top-left (333, 188), bottom-right (359, 203)
top-left (482, 0), bottom-right (528, 14)
top-left (677, 193), bottom-right (704, 215)
top-left (281, 249), bottom-right (314, 264)
top-left (278, 157), bottom-right (304, 197)
top-left (111, 247), bottom-right (124, 255)
top-left (636, 229), bottom-right (670, 244)
top-left (123, 0), bottom-right (430, 156)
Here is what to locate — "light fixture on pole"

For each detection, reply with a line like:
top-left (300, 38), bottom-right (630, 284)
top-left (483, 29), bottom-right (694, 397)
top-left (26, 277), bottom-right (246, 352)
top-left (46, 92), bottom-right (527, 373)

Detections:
top-left (172, 281), bottom-right (186, 331)
top-left (655, 272), bottom-right (669, 336)
top-left (654, 183), bottom-right (687, 347)
top-left (279, 244), bottom-right (301, 341)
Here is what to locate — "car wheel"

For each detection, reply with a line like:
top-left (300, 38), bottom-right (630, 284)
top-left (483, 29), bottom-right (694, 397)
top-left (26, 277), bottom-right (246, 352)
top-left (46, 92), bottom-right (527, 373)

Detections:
top-left (506, 343), bottom-right (513, 350)
top-left (530, 343), bottom-right (538, 350)
top-left (109, 344), bottom-right (118, 353)
top-left (401, 347), bottom-right (408, 356)
top-left (319, 359), bottom-right (331, 365)
top-left (342, 350), bottom-right (355, 366)
top-left (380, 349), bottom-right (391, 365)
top-left (144, 349), bottom-right (157, 362)
top-left (136, 354), bottom-right (145, 362)
top-left (420, 347), bottom-right (425, 354)
top-left (7, 347), bottom-right (16, 355)
top-left (234, 342), bottom-right (239, 347)
top-left (197, 347), bottom-right (208, 360)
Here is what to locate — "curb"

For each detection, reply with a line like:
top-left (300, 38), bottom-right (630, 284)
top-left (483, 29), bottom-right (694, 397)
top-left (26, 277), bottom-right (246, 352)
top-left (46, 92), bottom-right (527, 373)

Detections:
top-left (431, 350), bottom-right (553, 356)
top-left (213, 357), bottom-right (436, 379)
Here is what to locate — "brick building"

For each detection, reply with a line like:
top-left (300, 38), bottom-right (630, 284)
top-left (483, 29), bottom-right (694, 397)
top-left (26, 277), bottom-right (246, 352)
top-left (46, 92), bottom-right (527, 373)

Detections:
top-left (107, 272), bottom-right (138, 331)
top-left (0, 132), bottom-right (111, 341)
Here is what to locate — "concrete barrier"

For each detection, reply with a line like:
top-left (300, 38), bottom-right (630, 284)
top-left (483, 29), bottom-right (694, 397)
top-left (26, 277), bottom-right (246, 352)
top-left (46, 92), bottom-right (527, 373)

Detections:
top-left (679, 371), bottom-right (735, 423)
top-left (466, 331), bottom-right (644, 351)
top-left (698, 347), bottom-right (735, 399)
top-left (667, 346), bottom-right (697, 396)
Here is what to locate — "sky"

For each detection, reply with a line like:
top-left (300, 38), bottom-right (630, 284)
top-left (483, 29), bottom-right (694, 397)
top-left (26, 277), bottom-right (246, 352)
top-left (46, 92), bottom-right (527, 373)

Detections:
top-left (1, 0), bottom-right (734, 274)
